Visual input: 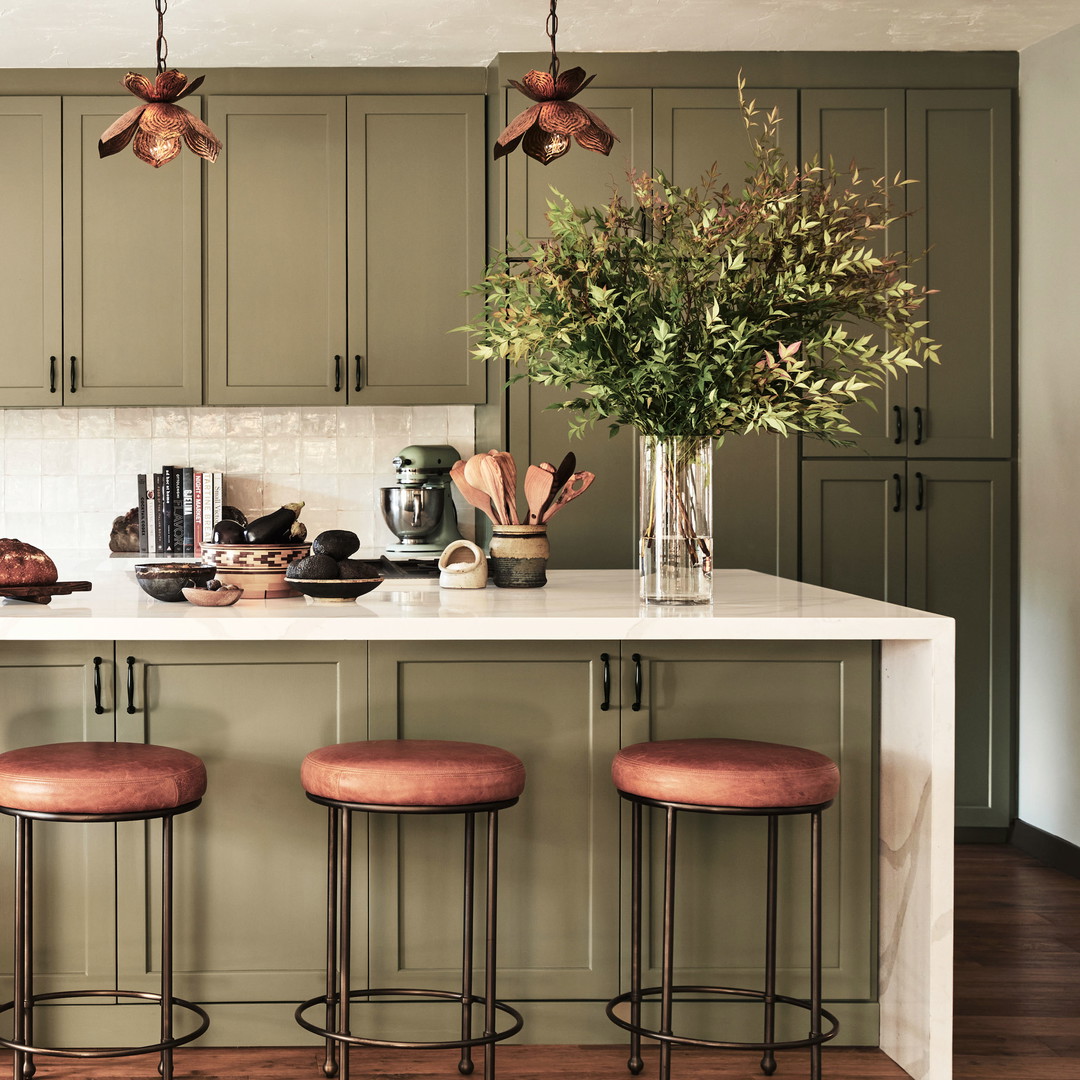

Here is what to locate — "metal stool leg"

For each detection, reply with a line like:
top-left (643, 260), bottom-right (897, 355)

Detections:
top-left (809, 810), bottom-right (823, 1080)
top-left (761, 814), bottom-right (779, 1076)
top-left (323, 808), bottom-right (341, 1078)
top-left (12, 816), bottom-right (30, 1080)
top-left (160, 815), bottom-right (174, 1080)
top-left (658, 807), bottom-right (677, 1080)
top-left (337, 809), bottom-right (353, 1080)
top-left (459, 812), bottom-right (476, 1076)
top-left (482, 811), bottom-right (499, 1080)
top-left (627, 799), bottom-right (644, 1075)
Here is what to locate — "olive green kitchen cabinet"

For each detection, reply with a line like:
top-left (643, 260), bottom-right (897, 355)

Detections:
top-left (618, 640), bottom-right (877, 1042)
top-left (802, 460), bottom-right (1013, 831)
top-left (0, 643), bottom-right (116, 1015)
top-left (0, 98), bottom-right (202, 406)
top-left (505, 88), bottom-right (799, 576)
top-left (801, 89), bottom-right (1013, 460)
top-left (207, 95), bottom-right (486, 407)
top-left (114, 641), bottom-right (366, 1044)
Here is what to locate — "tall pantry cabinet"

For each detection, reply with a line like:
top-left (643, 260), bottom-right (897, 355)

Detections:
top-left (494, 56), bottom-right (1016, 834)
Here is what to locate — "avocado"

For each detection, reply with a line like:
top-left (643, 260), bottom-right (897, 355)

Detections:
top-left (338, 558), bottom-right (380, 579)
top-left (312, 529), bottom-right (361, 560)
top-left (286, 553), bottom-right (340, 580)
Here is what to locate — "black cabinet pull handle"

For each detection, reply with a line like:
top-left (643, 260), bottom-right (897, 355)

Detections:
top-left (49, 356), bottom-right (57, 394)
top-left (69, 356), bottom-right (77, 394)
top-left (913, 405), bottom-right (924, 445)
top-left (893, 404), bottom-right (903, 444)
top-left (915, 471), bottom-right (925, 512)
top-left (632, 653), bottom-right (642, 712)
top-left (600, 652), bottom-right (611, 712)
top-left (125, 655), bottom-right (137, 714)
top-left (892, 474), bottom-right (902, 513)
top-left (354, 355), bottom-right (363, 393)
top-left (333, 355), bottom-right (342, 393)
top-left (92, 656), bottom-right (105, 715)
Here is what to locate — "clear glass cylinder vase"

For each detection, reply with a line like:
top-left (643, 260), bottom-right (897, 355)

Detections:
top-left (639, 435), bottom-right (714, 605)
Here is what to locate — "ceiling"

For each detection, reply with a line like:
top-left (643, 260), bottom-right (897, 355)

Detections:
top-left (1, 1), bottom-right (1078, 69)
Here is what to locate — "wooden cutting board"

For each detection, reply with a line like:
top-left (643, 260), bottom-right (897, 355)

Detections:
top-left (0, 581), bottom-right (93, 605)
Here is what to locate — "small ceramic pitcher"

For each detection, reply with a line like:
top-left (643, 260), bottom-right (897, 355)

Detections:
top-left (488, 525), bottom-right (549, 588)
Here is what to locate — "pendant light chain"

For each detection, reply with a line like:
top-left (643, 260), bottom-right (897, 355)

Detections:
top-left (546, 0), bottom-right (559, 79)
top-left (155, 0), bottom-right (169, 75)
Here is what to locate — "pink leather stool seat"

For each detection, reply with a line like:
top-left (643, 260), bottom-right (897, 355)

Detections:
top-left (612, 738), bottom-right (839, 809)
top-left (0, 741), bottom-right (207, 816)
top-left (301, 739), bottom-right (526, 807)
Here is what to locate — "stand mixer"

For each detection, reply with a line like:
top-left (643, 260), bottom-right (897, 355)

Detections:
top-left (380, 445), bottom-right (463, 555)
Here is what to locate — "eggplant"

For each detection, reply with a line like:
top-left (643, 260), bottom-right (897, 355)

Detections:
top-left (212, 519), bottom-right (246, 544)
top-left (243, 502), bottom-right (305, 544)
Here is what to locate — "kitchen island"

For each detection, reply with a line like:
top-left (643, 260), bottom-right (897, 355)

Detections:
top-left (0, 559), bottom-right (953, 1080)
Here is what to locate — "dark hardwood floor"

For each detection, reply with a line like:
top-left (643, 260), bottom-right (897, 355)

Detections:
top-left (6, 844), bottom-right (1078, 1078)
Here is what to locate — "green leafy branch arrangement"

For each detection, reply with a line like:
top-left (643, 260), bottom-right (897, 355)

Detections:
top-left (465, 78), bottom-right (940, 442)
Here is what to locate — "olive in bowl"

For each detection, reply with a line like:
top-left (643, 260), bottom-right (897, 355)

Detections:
top-left (134, 563), bottom-right (217, 603)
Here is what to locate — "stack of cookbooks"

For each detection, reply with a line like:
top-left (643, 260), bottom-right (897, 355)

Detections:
top-left (136, 469), bottom-right (226, 556)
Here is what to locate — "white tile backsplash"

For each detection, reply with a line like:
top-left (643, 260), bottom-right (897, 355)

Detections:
top-left (0, 405), bottom-right (475, 553)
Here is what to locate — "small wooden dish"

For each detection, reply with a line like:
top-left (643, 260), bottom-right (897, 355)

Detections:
top-left (182, 586), bottom-right (243, 607)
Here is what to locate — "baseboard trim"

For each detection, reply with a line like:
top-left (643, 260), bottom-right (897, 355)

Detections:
top-left (955, 826), bottom-right (1010, 843)
top-left (1011, 819), bottom-right (1080, 880)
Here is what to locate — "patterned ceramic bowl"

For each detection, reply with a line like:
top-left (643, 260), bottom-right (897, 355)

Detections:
top-left (200, 543), bottom-right (311, 599)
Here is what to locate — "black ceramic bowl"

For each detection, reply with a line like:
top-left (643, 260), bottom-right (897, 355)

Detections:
top-left (134, 562), bottom-right (217, 603)
top-left (287, 577), bottom-right (384, 603)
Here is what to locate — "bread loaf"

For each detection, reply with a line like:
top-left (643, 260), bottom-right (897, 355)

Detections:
top-left (0, 539), bottom-right (58, 586)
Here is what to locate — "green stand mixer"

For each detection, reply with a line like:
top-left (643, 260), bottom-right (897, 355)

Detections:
top-left (380, 445), bottom-right (463, 555)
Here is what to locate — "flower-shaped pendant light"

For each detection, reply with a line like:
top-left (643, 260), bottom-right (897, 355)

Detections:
top-left (98, 0), bottom-right (221, 168)
top-left (494, 0), bottom-right (617, 166)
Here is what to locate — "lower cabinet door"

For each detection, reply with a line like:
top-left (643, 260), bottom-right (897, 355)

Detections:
top-left (619, 641), bottom-right (876, 1042)
top-left (0, 643), bottom-right (116, 1002)
top-left (114, 642), bottom-right (366, 1017)
top-left (367, 642), bottom-right (621, 1017)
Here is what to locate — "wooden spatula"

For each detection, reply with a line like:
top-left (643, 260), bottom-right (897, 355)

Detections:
top-left (542, 471), bottom-right (595, 522)
top-left (538, 451), bottom-right (576, 521)
top-left (451, 460), bottom-right (498, 524)
top-left (524, 465), bottom-right (554, 524)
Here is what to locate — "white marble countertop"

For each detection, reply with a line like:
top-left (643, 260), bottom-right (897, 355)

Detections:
top-left (0, 551), bottom-right (952, 643)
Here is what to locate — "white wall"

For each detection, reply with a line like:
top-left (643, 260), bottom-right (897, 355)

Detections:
top-left (0, 405), bottom-right (475, 554)
top-left (1018, 23), bottom-right (1080, 846)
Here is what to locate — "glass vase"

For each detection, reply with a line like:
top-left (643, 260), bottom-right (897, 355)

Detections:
top-left (639, 435), bottom-right (714, 604)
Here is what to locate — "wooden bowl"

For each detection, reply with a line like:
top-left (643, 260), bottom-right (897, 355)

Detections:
top-left (182, 585), bottom-right (243, 607)
top-left (200, 542), bottom-right (310, 599)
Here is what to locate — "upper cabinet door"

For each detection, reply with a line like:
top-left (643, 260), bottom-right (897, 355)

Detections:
top-left (347, 95), bottom-right (486, 404)
top-left (0, 99), bottom-right (61, 406)
top-left (207, 97), bottom-right (347, 405)
top-left (800, 90), bottom-right (908, 457)
top-left (63, 97), bottom-right (203, 406)
top-left (906, 90), bottom-right (1013, 459)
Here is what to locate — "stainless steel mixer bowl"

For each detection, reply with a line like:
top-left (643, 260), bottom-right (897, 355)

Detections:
top-left (381, 485), bottom-right (446, 542)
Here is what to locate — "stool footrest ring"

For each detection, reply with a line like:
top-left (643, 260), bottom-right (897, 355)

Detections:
top-left (296, 987), bottom-right (524, 1050)
top-left (606, 985), bottom-right (839, 1052)
top-left (0, 989), bottom-right (210, 1059)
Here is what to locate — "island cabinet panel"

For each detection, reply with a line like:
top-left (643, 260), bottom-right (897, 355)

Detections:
top-left (798, 90), bottom-right (908, 457)
top-left (0, 644), bottom-right (116, 1005)
top-left (803, 460), bottom-right (1012, 829)
top-left (619, 641), bottom-right (877, 1040)
top-left (207, 97), bottom-right (348, 406)
top-left (114, 642), bottom-right (367, 1024)
top-left (348, 96), bottom-right (486, 404)
top-left (366, 641), bottom-right (621, 1020)
top-left (905, 90), bottom-right (1013, 460)
top-left (207, 94), bottom-right (485, 407)
top-left (0, 99), bottom-right (62, 406)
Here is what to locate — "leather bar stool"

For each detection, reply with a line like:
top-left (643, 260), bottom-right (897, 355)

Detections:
top-left (296, 739), bottom-right (526, 1080)
top-left (606, 738), bottom-right (841, 1080)
top-left (0, 741), bottom-right (209, 1080)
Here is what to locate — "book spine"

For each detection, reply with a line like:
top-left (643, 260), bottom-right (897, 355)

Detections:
top-left (202, 472), bottom-right (215, 544)
top-left (192, 471), bottom-right (203, 554)
top-left (182, 467), bottom-right (195, 555)
top-left (152, 473), bottom-right (163, 555)
top-left (137, 474), bottom-right (149, 554)
top-left (213, 473), bottom-right (224, 533)
top-left (171, 468), bottom-right (185, 556)
top-left (160, 468), bottom-right (174, 554)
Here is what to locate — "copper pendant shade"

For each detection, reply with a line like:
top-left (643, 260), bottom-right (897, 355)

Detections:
top-left (98, 0), bottom-right (221, 168)
top-left (494, 0), bottom-right (617, 165)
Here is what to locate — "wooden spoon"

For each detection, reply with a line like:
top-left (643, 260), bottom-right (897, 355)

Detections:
top-left (524, 465), bottom-right (554, 525)
top-left (489, 450), bottom-right (519, 524)
top-left (542, 471), bottom-right (595, 522)
top-left (479, 455), bottom-right (509, 525)
top-left (538, 451), bottom-right (576, 521)
top-left (451, 460), bottom-right (499, 524)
